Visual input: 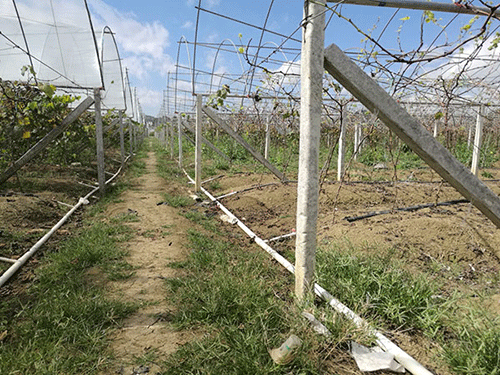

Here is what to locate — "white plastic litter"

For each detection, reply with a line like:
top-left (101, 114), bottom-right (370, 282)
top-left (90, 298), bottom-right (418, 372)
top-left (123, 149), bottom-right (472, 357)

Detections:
top-left (79, 198), bottom-right (90, 205)
top-left (301, 312), bottom-right (331, 337)
top-left (220, 214), bottom-right (237, 224)
top-left (350, 342), bottom-right (405, 373)
top-left (269, 335), bottom-right (302, 364)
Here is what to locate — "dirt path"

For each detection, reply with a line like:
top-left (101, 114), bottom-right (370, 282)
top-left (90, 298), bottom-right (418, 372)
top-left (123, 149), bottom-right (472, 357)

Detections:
top-left (102, 148), bottom-right (196, 374)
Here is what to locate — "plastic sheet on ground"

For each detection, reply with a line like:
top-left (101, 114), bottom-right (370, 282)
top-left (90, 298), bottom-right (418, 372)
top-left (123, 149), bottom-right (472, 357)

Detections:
top-left (350, 341), bottom-right (405, 373)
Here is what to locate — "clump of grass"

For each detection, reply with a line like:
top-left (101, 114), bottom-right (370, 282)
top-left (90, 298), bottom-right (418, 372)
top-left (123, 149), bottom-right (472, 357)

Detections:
top-left (315, 246), bottom-right (447, 335)
top-left (161, 193), bottom-right (192, 207)
top-left (182, 209), bottom-right (217, 232)
top-left (444, 316), bottom-right (500, 375)
top-left (0, 221), bottom-right (136, 374)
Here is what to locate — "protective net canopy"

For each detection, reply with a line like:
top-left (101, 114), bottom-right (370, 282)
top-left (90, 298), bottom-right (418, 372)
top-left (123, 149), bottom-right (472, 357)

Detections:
top-left (0, 0), bottom-right (103, 89)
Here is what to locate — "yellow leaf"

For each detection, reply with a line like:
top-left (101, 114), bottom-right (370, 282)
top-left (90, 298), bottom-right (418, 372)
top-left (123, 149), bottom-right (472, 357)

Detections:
top-left (22, 131), bottom-right (31, 139)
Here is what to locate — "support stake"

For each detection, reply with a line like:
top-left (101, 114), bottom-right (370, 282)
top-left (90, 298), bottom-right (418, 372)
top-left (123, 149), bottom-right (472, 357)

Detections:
top-left (94, 88), bottom-right (106, 195)
top-left (295, 0), bottom-right (326, 300)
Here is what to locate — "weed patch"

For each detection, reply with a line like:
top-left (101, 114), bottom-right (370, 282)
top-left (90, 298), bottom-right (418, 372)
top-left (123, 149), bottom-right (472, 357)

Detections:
top-left (0, 221), bottom-right (136, 374)
top-left (161, 230), bottom-right (363, 374)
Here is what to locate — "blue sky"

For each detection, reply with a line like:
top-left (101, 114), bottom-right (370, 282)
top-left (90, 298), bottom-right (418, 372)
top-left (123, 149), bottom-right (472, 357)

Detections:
top-left (84, 0), bottom-right (495, 116)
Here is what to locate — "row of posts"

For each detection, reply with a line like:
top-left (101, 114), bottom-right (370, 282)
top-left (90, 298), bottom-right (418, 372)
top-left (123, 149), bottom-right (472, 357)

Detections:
top-left (155, 83), bottom-right (485, 305)
top-left (94, 88), bottom-right (143, 196)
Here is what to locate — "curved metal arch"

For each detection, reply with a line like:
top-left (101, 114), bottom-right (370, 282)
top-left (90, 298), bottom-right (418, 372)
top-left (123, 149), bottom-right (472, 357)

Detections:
top-left (174, 35), bottom-right (193, 114)
top-left (99, 25), bottom-right (127, 111)
top-left (84, 0), bottom-right (105, 88)
top-left (209, 38), bottom-right (247, 95)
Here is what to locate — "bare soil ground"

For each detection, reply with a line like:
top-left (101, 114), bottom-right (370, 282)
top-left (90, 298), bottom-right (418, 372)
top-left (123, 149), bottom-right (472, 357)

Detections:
top-left (99, 150), bottom-right (201, 374)
top-left (214, 167), bottom-right (500, 296)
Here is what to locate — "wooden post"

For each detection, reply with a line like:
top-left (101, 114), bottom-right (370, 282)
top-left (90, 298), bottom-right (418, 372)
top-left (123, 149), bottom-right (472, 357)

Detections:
top-left (0, 96), bottom-right (94, 185)
top-left (119, 111), bottom-right (125, 167)
top-left (94, 88), bottom-right (106, 195)
top-left (337, 111), bottom-right (345, 181)
top-left (471, 106), bottom-right (484, 176)
top-left (324, 43), bottom-right (500, 228)
top-left (295, 0), bottom-right (326, 300)
top-left (265, 115), bottom-right (271, 160)
top-left (195, 95), bottom-right (202, 192)
top-left (178, 116), bottom-right (183, 168)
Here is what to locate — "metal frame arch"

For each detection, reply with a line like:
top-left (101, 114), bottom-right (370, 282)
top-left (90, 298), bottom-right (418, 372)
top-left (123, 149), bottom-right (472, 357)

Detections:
top-left (209, 38), bottom-right (247, 95)
top-left (99, 25), bottom-right (127, 111)
top-left (174, 35), bottom-right (193, 114)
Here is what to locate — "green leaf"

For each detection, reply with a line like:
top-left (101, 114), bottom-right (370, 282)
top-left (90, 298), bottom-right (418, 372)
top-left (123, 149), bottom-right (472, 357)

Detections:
top-left (39, 83), bottom-right (56, 98)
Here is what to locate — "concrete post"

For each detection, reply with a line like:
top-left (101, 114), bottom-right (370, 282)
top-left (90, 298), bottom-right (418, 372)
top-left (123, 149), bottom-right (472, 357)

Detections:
top-left (265, 115), bottom-right (271, 160)
top-left (178, 116), bottom-right (183, 168)
top-left (94, 88), bottom-right (106, 195)
top-left (354, 121), bottom-right (363, 160)
top-left (471, 106), bottom-right (484, 176)
top-left (128, 119), bottom-right (133, 155)
top-left (295, 0), bottom-right (326, 300)
top-left (468, 121), bottom-right (473, 148)
top-left (119, 111), bottom-right (125, 168)
top-left (168, 124), bottom-right (175, 159)
top-left (337, 112), bottom-right (345, 181)
top-left (195, 95), bottom-right (202, 192)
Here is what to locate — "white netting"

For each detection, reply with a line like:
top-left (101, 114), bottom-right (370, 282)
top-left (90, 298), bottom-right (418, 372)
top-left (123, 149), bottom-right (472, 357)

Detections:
top-left (0, 0), bottom-right (102, 89)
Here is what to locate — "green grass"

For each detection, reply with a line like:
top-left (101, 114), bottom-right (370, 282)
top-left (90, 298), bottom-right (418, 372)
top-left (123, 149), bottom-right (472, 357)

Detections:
top-left (315, 246), bottom-right (447, 335)
top-left (161, 230), bottom-right (332, 374)
top-left (0, 221), bottom-right (136, 374)
top-left (315, 241), bottom-right (500, 374)
top-left (161, 193), bottom-right (192, 207)
top-left (444, 316), bottom-right (500, 375)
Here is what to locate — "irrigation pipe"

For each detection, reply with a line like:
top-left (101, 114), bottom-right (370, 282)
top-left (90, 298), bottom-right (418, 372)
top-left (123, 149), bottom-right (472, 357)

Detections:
top-left (0, 155), bottom-right (131, 289)
top-left (215, 182), bottom-right (279, 200)
top-left (0, 257), bottom-right (16, 264)
top-left (344, 198), bottom-right (469, 222)
top-left (183, 169), bottom-right (433, 375)
top-left (265, 232), bottom-right (296, 243)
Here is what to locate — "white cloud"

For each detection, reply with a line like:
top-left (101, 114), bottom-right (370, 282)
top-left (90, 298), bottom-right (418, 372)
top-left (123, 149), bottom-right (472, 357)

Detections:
top-left (182, 21), bottom-right (194, 29)
top-left (88, 0), bottom-right (169, 59)
top-left (87, 0), bottom-right (179, 114)
top-left (137, 87), bottom-right (163, 113)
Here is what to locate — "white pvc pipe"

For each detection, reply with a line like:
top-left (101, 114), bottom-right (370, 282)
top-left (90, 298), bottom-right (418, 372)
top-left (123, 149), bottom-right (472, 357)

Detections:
top-left (0, 195), bottom-right (94, 288)
top-left (0, 257), bottom-right (16, 264)
top-left (184, 170), bottom-right (433, 375)
top-left (265, 232), bottom-right (296, 243)
top-left (0, 156), bottom-right (130, 288)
